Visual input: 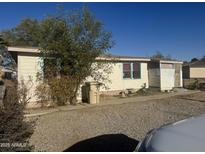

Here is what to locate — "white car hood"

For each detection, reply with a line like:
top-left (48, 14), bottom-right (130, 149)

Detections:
top-left (146, 114), bottom-right (205, 152)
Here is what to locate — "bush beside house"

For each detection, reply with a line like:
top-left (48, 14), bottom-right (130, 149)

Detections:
top-left (0, 80), bottom-right (35, 151)
top-left (0, 35), bottom-right (35, 152)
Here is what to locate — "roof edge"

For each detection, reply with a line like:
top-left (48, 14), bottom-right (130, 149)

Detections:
top-left (96, 57), bottom-right (151, 62)
top-left (7, 46), bottom-right (151, 61)
top-left (7, 46), bottom-right (182, 63)
top-left (160, 60), bottom-right (183, 64)
top-left (8, 46), bottom-right (40, 53)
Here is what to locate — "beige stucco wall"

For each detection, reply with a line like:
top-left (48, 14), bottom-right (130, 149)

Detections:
top-left (92, 62), bottom-right (149, 93)
top-left (17, 53), bottom-right (41, 106)
top-left (190, 67), bottom-right (205, 78)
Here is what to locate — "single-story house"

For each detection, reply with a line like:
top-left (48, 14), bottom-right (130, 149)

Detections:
top-left (8, 46), bottom-right (183, 107)
top-left (182, 59), bottom-right (205, 89)
top-left (183, 60), bottom-right (205, 79)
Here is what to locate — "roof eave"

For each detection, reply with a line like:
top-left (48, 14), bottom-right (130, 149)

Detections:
top-left (95, 57), bottom-right (151, 62)
top-left (8, 46), bottom-right (40, 53)
top-left (160, 60), bottom-right (183, 64)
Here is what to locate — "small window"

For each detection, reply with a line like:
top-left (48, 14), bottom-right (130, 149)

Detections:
top-left (123, 62), bottom-right (141, 79)
top-left (133, 63), bottom-right (141, 79)
top-left (123, 63), bottom-right (131, 79)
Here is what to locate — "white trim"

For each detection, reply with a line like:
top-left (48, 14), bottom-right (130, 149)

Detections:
top-left (8, 46), bottom-right (151, 62)
top-left (180, 69), bottom-right (183, 87)
top-left (160, 60), bottom-right (183, 64)
top-left (8, 47), bottom-right (40, 53)
top-left (96, 57), bottom-right (151, 62)
top-left (8, 46), bottom-right (183, 63)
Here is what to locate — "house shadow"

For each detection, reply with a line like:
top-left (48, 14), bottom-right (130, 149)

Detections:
top-left (63, 134), bottom-right (139, 152)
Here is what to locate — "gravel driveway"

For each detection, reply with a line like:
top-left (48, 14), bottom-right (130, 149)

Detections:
top-left (29, 92), bottom-right (205, 152)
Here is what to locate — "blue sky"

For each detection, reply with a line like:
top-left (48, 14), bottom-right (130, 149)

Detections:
top-left (0, 2), bottom-right (205, 61)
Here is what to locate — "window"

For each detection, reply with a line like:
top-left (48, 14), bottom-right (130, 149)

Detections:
top-left (123, 63), bottom-right (131, 78)
top-left (123, 62), bottom-right (141, 79)
top-left (133, 62), bottom-right (141, 79)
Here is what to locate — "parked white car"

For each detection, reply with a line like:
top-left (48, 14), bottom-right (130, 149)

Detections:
top-left (135, 114), bottom-right (205, 152)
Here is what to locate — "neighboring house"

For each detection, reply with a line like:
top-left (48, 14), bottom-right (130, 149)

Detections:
top-left (8, 46), bottom-right (183, 108)
top-left (182, 59), bottom-right (205, 89)
top-left (183, 60), bottom-right (205, 79)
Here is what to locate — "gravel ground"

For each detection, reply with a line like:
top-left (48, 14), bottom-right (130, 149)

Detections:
top-left (177, 91), bottom-right (205, 102)
top-left (29, 92), bottom-right (205, 152)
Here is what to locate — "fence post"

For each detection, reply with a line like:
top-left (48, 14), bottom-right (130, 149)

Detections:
top-left (82, 82), bottom-right (100, 104)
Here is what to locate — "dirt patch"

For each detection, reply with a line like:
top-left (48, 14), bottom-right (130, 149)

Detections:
top-left (176, 91), bottom-right (205, 102)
